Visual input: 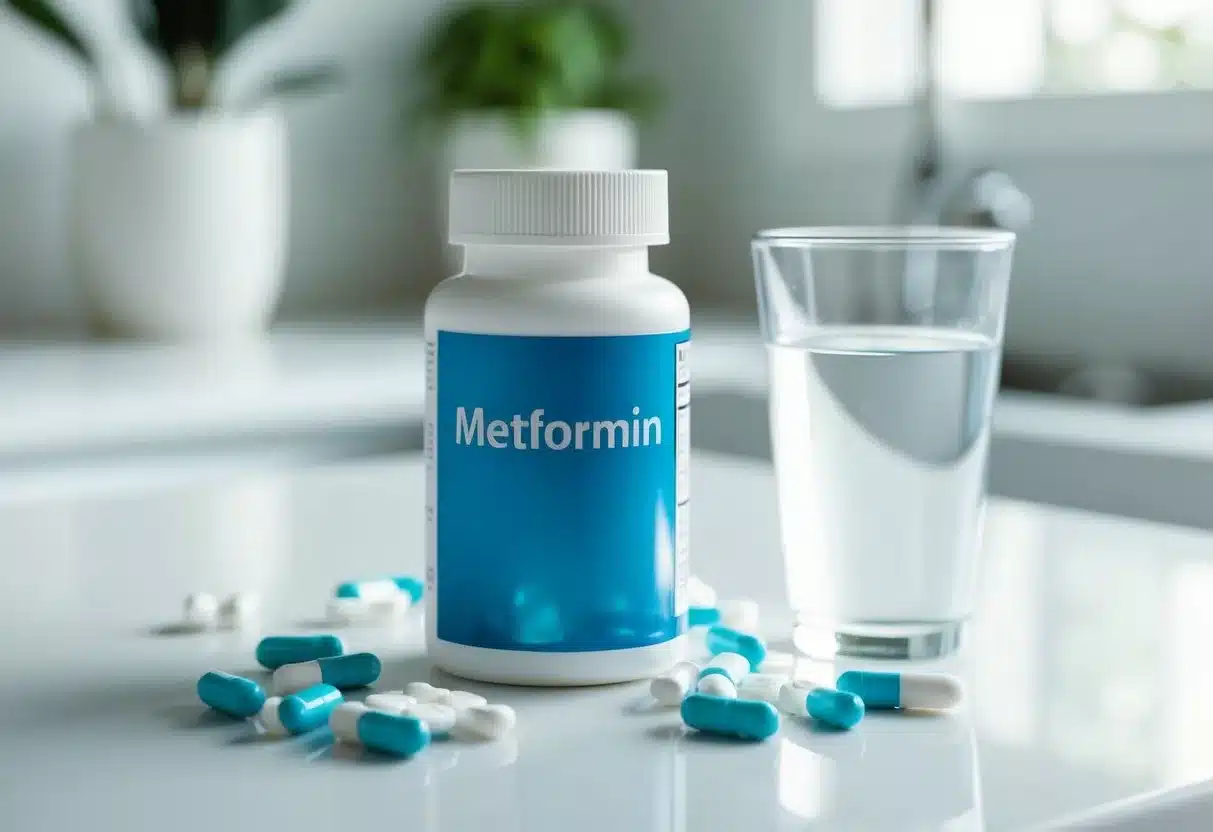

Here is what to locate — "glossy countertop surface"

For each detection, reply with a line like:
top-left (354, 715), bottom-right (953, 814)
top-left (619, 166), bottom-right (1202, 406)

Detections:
top-left (3, 452), bottom-right (1213, 830)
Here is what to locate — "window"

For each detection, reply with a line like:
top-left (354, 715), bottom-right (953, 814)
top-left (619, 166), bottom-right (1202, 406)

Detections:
top-left (817, 0), bottom-right (1213, 108)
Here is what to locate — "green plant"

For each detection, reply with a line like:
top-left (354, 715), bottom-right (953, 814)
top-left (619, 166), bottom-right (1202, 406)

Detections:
top-left (5, 0), bottom-right (337, 111)
top-left (417, 0), bottom-right (659, 136)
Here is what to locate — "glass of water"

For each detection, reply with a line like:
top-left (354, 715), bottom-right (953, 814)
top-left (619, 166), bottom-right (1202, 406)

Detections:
top-left (752, 228), bottom-right (1015, 660)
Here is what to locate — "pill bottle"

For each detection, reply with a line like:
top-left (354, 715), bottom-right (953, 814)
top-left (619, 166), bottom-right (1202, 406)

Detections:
top-left (425, 169), bottom-right (690, 685)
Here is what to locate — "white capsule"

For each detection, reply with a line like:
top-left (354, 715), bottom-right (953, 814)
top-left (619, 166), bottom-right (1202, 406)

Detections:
top-left (364, 693), bottom-right (418, 713)
top-left (271, 662), bottom-right (324, 695)
top-left (258, 696), bottom-right (287, 735)
top-left (404, 682), bottom-right (451, 704)
top-left (778, 680), bottom-right (820, 715)
top-left (717, 598), bottom-right (760, 632)
top-left (650, 661), bottom-right (701, 707)
top-left (453, 704), bottom-right (516, 741)
top-left (701, 651), bottom-right (751, 685)
top-left (329, 701), bottom-right (371, 743)
top-left (403, 703), bottom-right (457, 736)
top-left (697, 673), bottom-right (738, 699)
top-left (217, 593), bottom-right (260, 631)
top-left (901, 674), bottom-right (965, 710)
top-left (326, 595), bottom-right (410, 626)
top-left (447, 690), bottom-right (488, 711)
top-left (687, 575), bottom-right (717, 608)
top-left (738, 673), bottom-right (786, 706)
top-left (183, 592), bottom-right (219, 629)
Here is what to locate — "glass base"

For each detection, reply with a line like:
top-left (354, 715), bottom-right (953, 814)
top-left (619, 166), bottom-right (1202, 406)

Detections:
top-left (793, 619), bottom-right (965, 660)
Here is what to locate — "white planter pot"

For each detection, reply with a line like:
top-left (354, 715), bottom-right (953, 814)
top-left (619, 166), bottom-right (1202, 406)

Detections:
top-left (440, 110), bottom-right (637, 265)
top-left (72, 111), bottom-right (287, 340)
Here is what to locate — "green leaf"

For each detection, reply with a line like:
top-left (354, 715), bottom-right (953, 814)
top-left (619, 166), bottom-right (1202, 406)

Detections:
top-left (217, 0), bottom-right (290, 58)
top-left (243, 64), bottom-right (340, 107)
top-left (415, 1), bottom-right (660, 136)
top-left (7, 0), bottom-right (93, 67)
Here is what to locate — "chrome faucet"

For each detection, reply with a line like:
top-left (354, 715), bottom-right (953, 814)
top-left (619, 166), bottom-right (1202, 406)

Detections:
top-left (900, 0), bottom-right (1032, 230)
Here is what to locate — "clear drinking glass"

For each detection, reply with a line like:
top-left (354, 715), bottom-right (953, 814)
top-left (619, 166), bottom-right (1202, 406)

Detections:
top-left (752, 228), bottom-right (1015, 660)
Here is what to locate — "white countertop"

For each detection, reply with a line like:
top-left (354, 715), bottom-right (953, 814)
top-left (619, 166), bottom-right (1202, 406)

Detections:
top-left (5, 451), bottom-right (1213, 830)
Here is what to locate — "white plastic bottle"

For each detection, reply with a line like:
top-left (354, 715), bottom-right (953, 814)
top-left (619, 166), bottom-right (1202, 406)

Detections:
top-left (425, 170), bottom-right (690, 685)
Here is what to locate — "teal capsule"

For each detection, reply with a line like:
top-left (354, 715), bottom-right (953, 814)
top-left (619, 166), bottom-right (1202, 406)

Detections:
top-left (279, 684), bottom-right (344, 734)
top-left (836, 670), bottom-right (963, 711)
top-left (705, 625), bottom-right (767, 671)
top-left (255, 634), bottom-right (344, 670)
top-left (392, 576), bottom-right (424, 602)
top-left (273, 651), bottom-right (382, 693)
top-left (358, 710), bottom-right (431, 757)
top-left (688, 607), bottom-right (721, 627)
top-left (805, 688), bottom-right (865, 729)
top-left (681, 693), bottom-right (779, 740)
top-left (197, 671), bottom-right (267, 718)
top-left (334, 576), bottom-right (422, 602)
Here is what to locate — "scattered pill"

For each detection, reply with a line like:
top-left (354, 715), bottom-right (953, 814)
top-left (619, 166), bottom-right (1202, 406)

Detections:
top-left (705, 626), bottom-right (766, 671)
top-left (404, 682), bottom-right (452, 704)
top-left (392, 576), bottom-right (424, 602)
top-left (651, 661), bottom-right (701, 706)
top-left (258, 684), bottom-right (344, 736)
top-left (737, 674), bottom-right (786, 706)
top-left (447, 690), bottom-right (488, 711)
top-left (334, 579), bottom-right (402, 602)
top-left (365, 693), bottom-right (418, 712)
top-left (687, 575), bottom-right (717, 608)
top-left (183, 593), bottom-right (219, 629)
top-left (217, 593), bottom-right (260, 631)
top-left (688, 607), bottom-right (721, 627)
top-left (681, 694), bottom-right (779, 741)
top-left (697, 673), bottom-right (738, 699)
top-left (836, 671), bottom-right (964, 711)
top-left (778, 682), bottom-right (863, 729)
top-left (717, 599), bottom-right (759, 632)
top-left (453, 704), bottom-right (516, 741)
top-left (329, 702), bottom-right (431, 757)
top-left (404, 703), bottom-right (458, 737)
top-left (326, 596), bottom-right (410, 626)
top-left (197, 671), bottom-right (267, 718)
top-left (273, 652), bottom-right (381, 694)
top-left (700, 651), bottom-right (751, 686)
top-left (255, 634), bottom-right (344, 670)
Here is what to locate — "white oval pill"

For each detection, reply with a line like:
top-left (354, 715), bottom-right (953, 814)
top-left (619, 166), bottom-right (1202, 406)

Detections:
top-left (447, 690), bottom-right (488, 710)
top-left (454, 704), bottom-right (516, 741)
top-left (717, 598), bottom-right (759, 632)
top-left (697, 673), bottom-right (738, 699)
top-left (404, 682), bottom-right (451, 704)
top-left (364, 693), bottom-right (418, 713)
top-left (404, 702), bottom-right (457, 735)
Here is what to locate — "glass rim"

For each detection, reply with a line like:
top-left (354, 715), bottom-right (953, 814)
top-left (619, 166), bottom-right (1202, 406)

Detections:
top-left (753, 226), bottom-right (1016, 251)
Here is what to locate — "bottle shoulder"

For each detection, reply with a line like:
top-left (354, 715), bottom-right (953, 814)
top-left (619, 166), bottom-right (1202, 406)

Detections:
top-left (424, 271), bottom-right (690, 336)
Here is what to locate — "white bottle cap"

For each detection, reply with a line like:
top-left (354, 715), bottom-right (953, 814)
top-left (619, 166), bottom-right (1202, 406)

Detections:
top-left (449, 169), bottom-right (669, 248)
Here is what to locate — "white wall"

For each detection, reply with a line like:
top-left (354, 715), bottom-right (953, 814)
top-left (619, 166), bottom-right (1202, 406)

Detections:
top-left (623, 0), bottom-right (1213, 378)
top-left (0, 0), bottom-right (447, 332)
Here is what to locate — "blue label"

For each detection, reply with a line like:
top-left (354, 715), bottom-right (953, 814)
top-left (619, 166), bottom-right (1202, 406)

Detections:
top-left (435, 330), bottom-right (690, 652)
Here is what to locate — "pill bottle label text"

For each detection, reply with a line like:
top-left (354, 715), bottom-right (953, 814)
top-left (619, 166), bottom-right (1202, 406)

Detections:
top-left (428, 330), bottom-right (690, 651)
